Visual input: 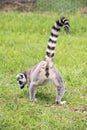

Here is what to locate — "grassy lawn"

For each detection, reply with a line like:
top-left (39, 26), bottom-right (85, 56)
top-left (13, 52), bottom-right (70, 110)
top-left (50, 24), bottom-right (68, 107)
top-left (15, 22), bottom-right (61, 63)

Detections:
top-left (0, 12), bottom-right (87, 130)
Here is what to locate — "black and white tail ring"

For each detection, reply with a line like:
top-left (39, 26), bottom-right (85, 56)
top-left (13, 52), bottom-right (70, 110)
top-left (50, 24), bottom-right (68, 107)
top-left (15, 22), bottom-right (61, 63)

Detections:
top-left (45, 17), bottom-right (70, 60)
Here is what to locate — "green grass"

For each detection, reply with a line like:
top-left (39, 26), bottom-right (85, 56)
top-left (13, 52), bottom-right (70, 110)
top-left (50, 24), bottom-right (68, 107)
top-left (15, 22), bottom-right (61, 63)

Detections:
top-left (0, 12), bottom-right (87, 130)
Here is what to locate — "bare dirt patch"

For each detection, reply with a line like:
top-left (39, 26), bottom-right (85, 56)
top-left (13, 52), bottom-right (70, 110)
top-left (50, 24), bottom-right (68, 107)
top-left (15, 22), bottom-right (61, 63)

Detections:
top-left (80, 7), bottom-right (87, 14)
top-left (0, 0), bottom-right (37, 12)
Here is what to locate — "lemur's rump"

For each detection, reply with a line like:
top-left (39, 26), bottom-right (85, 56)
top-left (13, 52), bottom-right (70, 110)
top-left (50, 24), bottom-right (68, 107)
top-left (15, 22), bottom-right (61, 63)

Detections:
top-left (16, 17), bottom-right (70, 104)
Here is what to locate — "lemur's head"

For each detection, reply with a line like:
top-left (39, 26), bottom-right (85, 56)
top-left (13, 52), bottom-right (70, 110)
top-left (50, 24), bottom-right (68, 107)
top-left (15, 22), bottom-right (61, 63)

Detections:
top-left (16, 73), bottom-right (27, 89)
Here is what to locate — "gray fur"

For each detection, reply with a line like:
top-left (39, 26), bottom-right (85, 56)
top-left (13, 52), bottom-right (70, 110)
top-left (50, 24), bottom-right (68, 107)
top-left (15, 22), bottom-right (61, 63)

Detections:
top-left (16, 17), bottom-right (70, 104)
top-left (16, 60), bottom-right (66, 104)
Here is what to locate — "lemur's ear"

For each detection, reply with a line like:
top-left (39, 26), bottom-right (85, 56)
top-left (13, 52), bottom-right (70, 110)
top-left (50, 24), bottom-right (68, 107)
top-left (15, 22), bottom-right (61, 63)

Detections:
top-left (16, 73), bottom-right (24, 80)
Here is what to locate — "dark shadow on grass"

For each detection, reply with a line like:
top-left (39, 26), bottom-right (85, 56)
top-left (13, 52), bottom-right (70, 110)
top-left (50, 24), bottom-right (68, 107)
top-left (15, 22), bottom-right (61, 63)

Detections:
top-left (18, 88), bottom-right (55, 103)
top-left (36, 91), bottom-right (52, 102)
top-left (36, 89), bottom-right (56, 104)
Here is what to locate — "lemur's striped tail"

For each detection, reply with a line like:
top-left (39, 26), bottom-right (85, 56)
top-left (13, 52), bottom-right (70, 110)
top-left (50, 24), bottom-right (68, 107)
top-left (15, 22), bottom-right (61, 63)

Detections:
top-left (45, 17), bottom-right (70, 60)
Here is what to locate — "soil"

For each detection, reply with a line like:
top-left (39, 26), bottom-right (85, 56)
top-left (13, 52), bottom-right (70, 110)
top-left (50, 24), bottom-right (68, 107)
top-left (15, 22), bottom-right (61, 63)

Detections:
top-left (0, 0), bottom-right (37, 12)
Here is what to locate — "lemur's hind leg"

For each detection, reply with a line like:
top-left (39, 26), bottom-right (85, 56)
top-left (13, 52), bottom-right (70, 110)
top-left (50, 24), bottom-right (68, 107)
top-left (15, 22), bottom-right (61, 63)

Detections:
top-left (53, 68), bottom-right (66, 104)
top-left (29, 61), bottom-right (47, 101)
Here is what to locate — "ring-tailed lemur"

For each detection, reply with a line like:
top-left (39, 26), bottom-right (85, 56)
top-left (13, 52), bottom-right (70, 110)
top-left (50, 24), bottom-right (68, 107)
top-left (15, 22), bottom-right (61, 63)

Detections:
top-left (16, 17), bottom-right (70, 104)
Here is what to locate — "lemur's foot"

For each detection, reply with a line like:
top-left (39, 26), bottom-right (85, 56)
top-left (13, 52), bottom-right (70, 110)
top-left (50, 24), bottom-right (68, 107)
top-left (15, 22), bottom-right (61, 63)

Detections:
top-left (30, 98), bottom-right (38, 102)
top-left (55, 100), bottom-right (66, 105)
